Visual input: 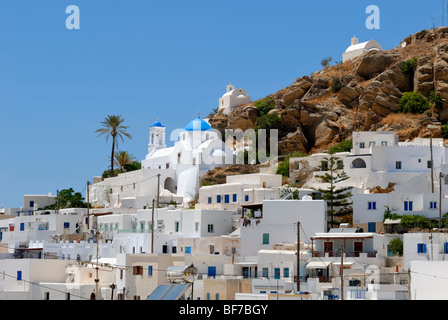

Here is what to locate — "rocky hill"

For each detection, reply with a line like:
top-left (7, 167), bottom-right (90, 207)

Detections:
top-left (208, 27), bottom-right (448, 157)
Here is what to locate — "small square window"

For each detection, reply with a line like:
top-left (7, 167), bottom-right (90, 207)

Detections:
top-left (395, 161), bottom-right (402, 170)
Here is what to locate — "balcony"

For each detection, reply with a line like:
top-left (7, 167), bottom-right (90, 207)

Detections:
top-left (312, 250), bottom-right (377, 258)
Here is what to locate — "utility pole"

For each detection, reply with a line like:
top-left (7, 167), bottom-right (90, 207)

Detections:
top-left (431, 137), bottom-right (434, 193)
top-left (340, 245), bottom-right (344, 300)
top-left (296, 221), bottom-right (300, 293)
top-left (156, 174), bottom-right (161, 208)
top-left (95, 229), bottom-right (99, 300)
top-left (440, 172), bottom-right (442, 229)
top-left (151, 199), bottom-right (155, 254)
top-left (87, 181), bottom-right (90, 230)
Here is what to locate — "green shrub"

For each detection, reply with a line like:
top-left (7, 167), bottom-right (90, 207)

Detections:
top-left (255, 113), bottom-right (283, 130)
top-left (429, 90), bottom-right (443, 109)
top-left (389, 238), bottom-right (403, 256)
top-left (330, 77), bottom-right (343, 93)
top-left (254, 97), bottom-right (275, 116)
top-left (442, 124), bottom-right (448, 139)
top-left (329, 139), bottom-right (353, 154)
top-left (399, 91), bottom-right (430, 114)
top-left (401, 57), bottom-right (417, 75)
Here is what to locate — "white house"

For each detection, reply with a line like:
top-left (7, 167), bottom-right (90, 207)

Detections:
top-left (239, 198), bottom-right (327, 258)
top-left (403, 232), bottom-right (448, 271)
top-left (410, 260), bottom-right (448, 300)
top-left (218, 83), bottom-right (251, 115)
top-left (196, 173), bottom-right (283, 211)
top-left (342, 36), bottom-right (383, 62)
top-left (97, 206), bottom-right (236, 256)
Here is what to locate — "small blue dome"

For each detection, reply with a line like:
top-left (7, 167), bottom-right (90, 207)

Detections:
top-left (150, 120), bottom-right (164, 127)
top-left (184, 116), bottom-right (212, 131)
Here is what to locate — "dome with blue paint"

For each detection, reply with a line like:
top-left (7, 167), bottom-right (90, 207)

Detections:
top-left (150, 120), bottom-right (164, 127)
top-left (184, 116), bottom-right (213, 131)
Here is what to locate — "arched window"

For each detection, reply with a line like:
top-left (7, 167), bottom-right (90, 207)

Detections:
top-left (351, 158), bottom-right (367, 169)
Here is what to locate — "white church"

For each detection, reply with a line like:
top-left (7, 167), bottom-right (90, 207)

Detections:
top-left (342, 36), bottom-right (382, 62)
top-left (89, 115), bottom-right (234, 210)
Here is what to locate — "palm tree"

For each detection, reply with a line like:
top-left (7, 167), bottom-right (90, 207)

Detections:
top-left (96, 115), bottom-right (132, 175)
top-left (113, 150), bottom-right (136, 172)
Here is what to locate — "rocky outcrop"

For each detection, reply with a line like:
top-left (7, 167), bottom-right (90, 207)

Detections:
top-left (207, 27), bottom-right (448, 157)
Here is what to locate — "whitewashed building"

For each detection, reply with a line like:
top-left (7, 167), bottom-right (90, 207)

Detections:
top-left (90, 116), bottom-right (233, 208)
top-left (342, 36), bottom-right (383, 62)
top-left (196, 173), bottom-right (282, 211)
top-left (218, 82), bottom-right (251, 115)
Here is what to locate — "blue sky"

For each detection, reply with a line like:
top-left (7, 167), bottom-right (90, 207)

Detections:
top-left (0, 0), bottom-right (445, 208)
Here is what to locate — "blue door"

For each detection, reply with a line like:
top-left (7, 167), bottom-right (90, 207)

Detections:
top-left (208, 266), bottom-right (216, 278)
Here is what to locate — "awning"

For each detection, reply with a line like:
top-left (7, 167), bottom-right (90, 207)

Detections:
top-left (306, 261), bottom-right (332, 269)
top-left (384, 219), bottom-right (401, 224)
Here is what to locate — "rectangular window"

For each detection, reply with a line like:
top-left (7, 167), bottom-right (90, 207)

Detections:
top-left (207, 197), bottom-right (212, 204)
top-left (359, 142), bottom-right (365, 148)
top-left (245, 195), bottom-right (249, 202)
top-left (274, 268), bottom-right (280, 280)
top-left (444, 243), bottom-right (448, 254)
top-left (217, 195), bottom-right (221, 203)
top-left (367, 201), bottom-right (376, 210)
top-left (396, 161), bottom-right (402, 170)
top-left (29, 201), bottom-right (34, 208)
top-left (224, 194), bottom-right (230, 203)
top-left (283, 268), bottom-right (290, 278)
top-left (195, 222), bottom-right (199, 232)
top-left (208, 224), bottom-right (214, 233)
top-left (148, 266), bottom-right (153, 277)
top-left (368, 222), bottom-right (376, 232)
top-left (17, 271), bottom-right (22, 281)
top-left (233, 194), bottom-right (237, 202)
top-left (404, 201), bottom-right (413, 211)
top-left (262, 268), bottom-right (269, 278)
top-left (133, 266), bottom-right (144, 275)
top-left (427, 160), bottom-right (432, 169)
top-left (262, 233), bottom-right (269, 245)
top-left (417, 243), bottom-right (427, 253)
top-left (185, 246), bottom-right (191, 254)
top-left (430, 201), bottom-right (437, 209)
top-left (175, 221), bottom-right (180, 232)
top-left (381, 141), bottom-right (387, 146)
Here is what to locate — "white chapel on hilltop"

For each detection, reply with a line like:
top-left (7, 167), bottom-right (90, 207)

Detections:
top-left (342, 36), bottom-right (382, 62)
top-left (89, 115), bottom-right (233, 209)
top-left (218, 82), bottom-right (251, 115)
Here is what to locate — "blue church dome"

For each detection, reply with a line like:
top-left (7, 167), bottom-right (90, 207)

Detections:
top-left (150, 120), bottom-right (164, 127)
top-left (184, 116), bottom-right (212, 131)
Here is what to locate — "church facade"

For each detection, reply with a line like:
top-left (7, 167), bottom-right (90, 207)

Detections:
top-left (89, 116), bottom-right (233, 210)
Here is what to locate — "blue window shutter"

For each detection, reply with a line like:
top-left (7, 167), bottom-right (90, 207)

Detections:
top-left (245, 195), bottom-right (249, 202)
top-left (148, 266), bottom-right (153, 276)
top-left (404, 201), bottom-right (408, 211)
top-left (368, 222), bottom-right (376, 232)
top-left (233, 194), bottom-right (237, 202)
top-left (17, 271), bottom-right (22, 281)
top-left (217, 195), bottom-right (221, 203)
top-left (445, 243), bottom-right (448, 254)
top-left (368, 202), bottom-right (372, 210)
top-left (274, 268), bottom-right (280, 280)
top-left (64, 222), bottom-right (70, 229)
top-left (185, 246), bottom-right (191, 254)
top-left (20, 223), bottom-right (24, 231)
top-left (372, 202), bottom-right (376, 210)
top-left (409, 201), bottom-right (413, 211)
top-left (207, 197), bottom-right (212, 204)
top-left (224, 195), bottom-right (229, 203)
top-left (422, 243), bottom-right (426, 253)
